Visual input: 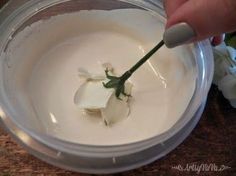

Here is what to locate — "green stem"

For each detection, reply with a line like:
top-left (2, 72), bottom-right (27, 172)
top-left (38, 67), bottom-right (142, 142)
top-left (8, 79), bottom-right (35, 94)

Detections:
top-left (120, 40), bottom-right (164, 81)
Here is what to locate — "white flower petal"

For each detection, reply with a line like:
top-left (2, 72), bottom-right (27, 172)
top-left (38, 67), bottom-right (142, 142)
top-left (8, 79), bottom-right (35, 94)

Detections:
top-left (101, 93), bottom-right (130, 125)
top-left (78, 67), bottom-right (106, 80)
top-left (78, 68), bottom-right (91, 79)
top-left (102, 62), bottom-right (114, 72)
top-left (215, 42), bottom-right (228, 55)
top-left (213, 49), bottom-right (230, 84)
top-left (218, 74), bottom-right (236, 99)
top-left (101, 81), bottom-right (132, 125)
top-left (227, 46), bottom-right (236, 62)
top-left (74, 80), bottom-right (114, 109)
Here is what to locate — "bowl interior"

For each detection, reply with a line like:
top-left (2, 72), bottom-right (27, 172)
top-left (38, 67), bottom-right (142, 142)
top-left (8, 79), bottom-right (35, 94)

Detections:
top-left (0, 0), bottom-right (197, 146)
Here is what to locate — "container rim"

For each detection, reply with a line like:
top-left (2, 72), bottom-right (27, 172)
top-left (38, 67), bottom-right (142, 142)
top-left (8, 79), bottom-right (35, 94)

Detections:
top-left (0, 0), bottom-right (214, 157)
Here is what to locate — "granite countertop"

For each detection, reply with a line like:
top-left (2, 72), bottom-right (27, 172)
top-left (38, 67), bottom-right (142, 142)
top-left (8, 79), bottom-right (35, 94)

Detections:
top-left (0, 1), bottom-right (235, 175)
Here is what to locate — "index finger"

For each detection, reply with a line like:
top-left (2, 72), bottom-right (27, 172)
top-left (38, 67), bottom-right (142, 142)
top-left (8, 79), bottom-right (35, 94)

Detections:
top-left (164, 0), bottom-right (188, 18)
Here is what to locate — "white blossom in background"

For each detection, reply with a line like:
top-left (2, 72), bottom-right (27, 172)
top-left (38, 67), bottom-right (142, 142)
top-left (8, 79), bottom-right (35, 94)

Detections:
top-left (213, 42), bottom-right (236, 108)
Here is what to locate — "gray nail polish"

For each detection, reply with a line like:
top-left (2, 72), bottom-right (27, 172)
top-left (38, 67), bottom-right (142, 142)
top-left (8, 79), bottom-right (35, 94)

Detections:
top-left (163, 23), bottom-right (196, 48)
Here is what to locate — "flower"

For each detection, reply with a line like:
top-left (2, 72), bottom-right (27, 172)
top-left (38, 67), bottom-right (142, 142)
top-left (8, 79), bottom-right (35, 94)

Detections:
top-left (213, 42), bottom-right (236, 108)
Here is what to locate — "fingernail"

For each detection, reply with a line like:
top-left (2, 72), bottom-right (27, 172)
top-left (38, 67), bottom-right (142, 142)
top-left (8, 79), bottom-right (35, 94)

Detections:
top-left (163, 22), bottom-right (196, 48)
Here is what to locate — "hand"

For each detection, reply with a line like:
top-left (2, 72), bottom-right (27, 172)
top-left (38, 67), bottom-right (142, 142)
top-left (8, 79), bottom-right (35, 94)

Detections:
top-left (164, 0), bottom-right (236, 47)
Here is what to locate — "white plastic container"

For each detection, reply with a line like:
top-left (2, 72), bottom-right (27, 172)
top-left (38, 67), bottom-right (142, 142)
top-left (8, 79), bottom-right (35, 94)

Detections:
top-left (0, 0), bottom-right (214, 174)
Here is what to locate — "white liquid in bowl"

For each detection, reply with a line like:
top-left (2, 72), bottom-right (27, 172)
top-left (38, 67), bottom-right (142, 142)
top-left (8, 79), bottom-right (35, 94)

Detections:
top-left (3, 9), bottom-right (196, 145)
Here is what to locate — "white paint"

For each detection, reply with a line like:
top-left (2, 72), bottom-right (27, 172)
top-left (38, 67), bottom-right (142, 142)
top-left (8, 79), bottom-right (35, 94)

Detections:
top-left (5, 9), bottom-right (196, 145)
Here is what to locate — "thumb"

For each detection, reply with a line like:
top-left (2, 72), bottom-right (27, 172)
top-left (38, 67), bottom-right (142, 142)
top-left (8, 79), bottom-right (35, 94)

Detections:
top-left (164, 0), bottom-right (236, 47)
